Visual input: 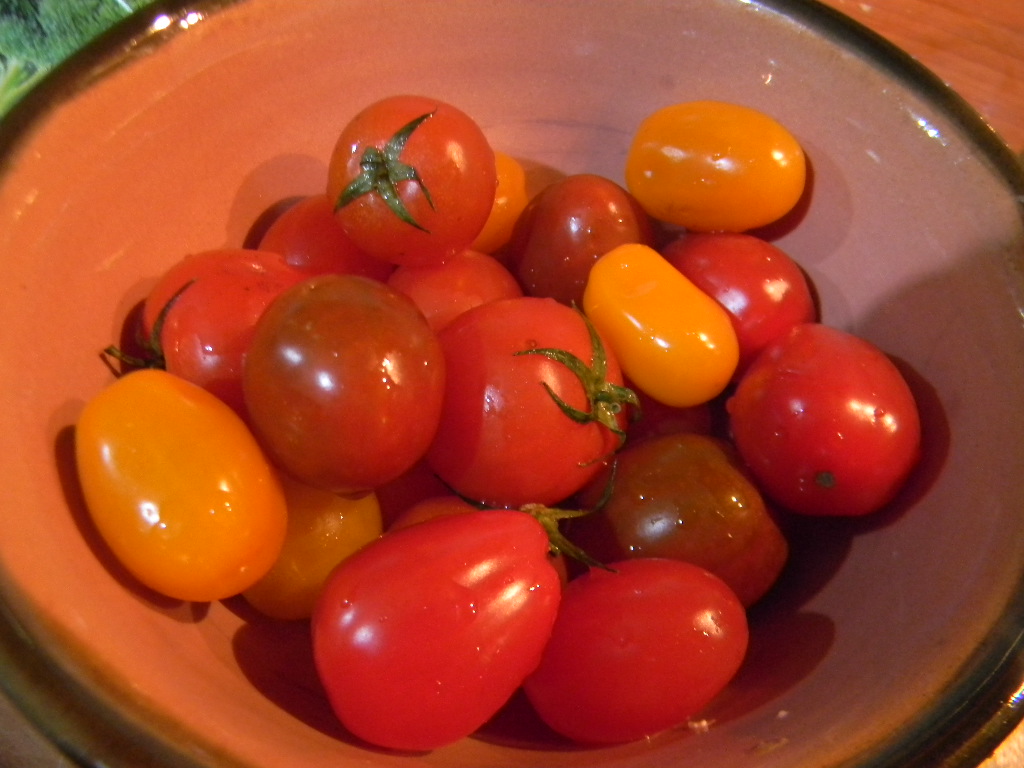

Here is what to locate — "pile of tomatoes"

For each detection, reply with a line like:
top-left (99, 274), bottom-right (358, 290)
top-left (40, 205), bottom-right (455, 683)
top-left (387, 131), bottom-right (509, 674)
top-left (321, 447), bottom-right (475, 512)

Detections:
top-left (73, 94), bottom-right (922, 751)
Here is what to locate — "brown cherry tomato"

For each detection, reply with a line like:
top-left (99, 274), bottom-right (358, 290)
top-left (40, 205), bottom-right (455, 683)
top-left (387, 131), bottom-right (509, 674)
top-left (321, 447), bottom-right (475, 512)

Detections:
top-left (571, 432), bottom-right (788, 606)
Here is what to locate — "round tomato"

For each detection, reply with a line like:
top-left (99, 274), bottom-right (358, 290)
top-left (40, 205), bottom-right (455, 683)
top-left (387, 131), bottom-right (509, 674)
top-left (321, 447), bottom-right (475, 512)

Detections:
top-left (571, 432), bottom-right (788, 606)
top-left (326, 95), bottom-right (496, 266)
top-left (503, 173), bottom-right (654, 307)
top-left (625, 100), bottom-right (806, 232)
top-left (138, 248), bottom-right (308, 417)
top-left (426, 296), bottom-right (636, 507)
top-left (523, 558), bottom-right (748, 744)
top-left (728, 323), bottom-right (921, 516)
top-left (471, 150), bottom-right (530, 255)
top-left (313, 508), bottom-right (562, 751)
top-left (583, 243), bottom-right (739, 408)
top-left (258, 193), bottom-right (395, 281)
top-left (242, 476), bottom-right (382, 620)
top-left (662, 232), bottom-right (817, 374)
top-left (386, 248), bottom-right (522, 333)
top-left (74, 369), bottom-right (287, 602)
top-left (243, 275), bottom-right (445, 494)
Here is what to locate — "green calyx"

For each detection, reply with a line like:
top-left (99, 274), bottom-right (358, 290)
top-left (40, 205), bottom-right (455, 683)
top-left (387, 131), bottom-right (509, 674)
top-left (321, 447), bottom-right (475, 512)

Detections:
top-left (334, 111), bottom-right (436, 232)
top-left (520, 503), bottom-right (613, 571)
top-left (101, 280), bottom-right (193, 373)
top-left (515, 309), bottom-right (639, 443)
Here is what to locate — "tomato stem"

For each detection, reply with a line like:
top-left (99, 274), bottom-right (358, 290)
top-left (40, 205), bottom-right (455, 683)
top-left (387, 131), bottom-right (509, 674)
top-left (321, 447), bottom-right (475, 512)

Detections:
top-left (521, 503), bottom-right (614, 572)
top-left (515, 309), bottom-right (639, 443)
top-left (101, 280), bottom-right (194, 374)
top-left (334, 111), bottom-right (436, 232)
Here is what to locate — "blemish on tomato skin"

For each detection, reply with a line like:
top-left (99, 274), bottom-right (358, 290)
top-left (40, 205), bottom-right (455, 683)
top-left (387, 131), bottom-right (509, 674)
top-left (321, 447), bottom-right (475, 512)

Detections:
top-left (815, 470), bottom-right (837, 489)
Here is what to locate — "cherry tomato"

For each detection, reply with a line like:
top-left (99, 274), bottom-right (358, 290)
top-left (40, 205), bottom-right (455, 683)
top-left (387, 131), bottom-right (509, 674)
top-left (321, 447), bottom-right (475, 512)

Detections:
top-left (583, 243), bottom-right (739, 408)
top-left (728, 323), bottom-right (921, 516)
top-left (372, 460), bottom-right (452, 529)
top-left (471, 151), bottom-right (529, 254)
top-left (571, 433), bottom-right (788, 606)
top-left (138, 248), bottom-right (308, 417)
top-left (242, 476), bottom-right (382, 620)
top-left (243, 275), bottom-right (445, 494)
top-left (326, 95), bottom-right (496, 266)
top-left (523, 558), bottom-right (748, 744)
top-left (624, 384), bottom-right (715, 443)
top-left (258, 194), bottom-right (395, 281)
top-left (625, 100), bottom-right (806, 232)
top-left (313, 508), bottom-right (562, 751)
top-left (74, 369), bottom-right (287, 602)
top-left (426, 296), bottom-right (635, 507)
top-left (662, 232), bottom-right (817, 374)
top-left (503, 173), bottom-right (654, 306)
top-left (387, 494), bottom-right (480, 531)
top-left (386, 248), bottom-right (522, 333)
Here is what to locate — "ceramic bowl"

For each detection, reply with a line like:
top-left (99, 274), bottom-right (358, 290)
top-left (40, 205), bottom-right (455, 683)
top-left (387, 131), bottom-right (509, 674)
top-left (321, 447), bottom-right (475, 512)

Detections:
top-left (2, 1), bottom-right (1023, 766)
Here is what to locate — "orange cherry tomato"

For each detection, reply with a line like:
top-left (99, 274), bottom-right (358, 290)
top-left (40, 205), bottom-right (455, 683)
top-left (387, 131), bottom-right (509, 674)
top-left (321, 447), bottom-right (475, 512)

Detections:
top-left (582, 243), bottom-right (738, 407)
top-left (625, 100), bottom-right (806, 232)
top-left (243, 476), bottom-right (383, 620)
top-left (471, 151), bottom-right (529, 255)
top-left (74, 369), bottom-right (287, 602)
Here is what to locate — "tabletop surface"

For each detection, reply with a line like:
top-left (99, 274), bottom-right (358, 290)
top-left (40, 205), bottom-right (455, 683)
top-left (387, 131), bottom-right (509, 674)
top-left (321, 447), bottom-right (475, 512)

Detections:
top-left (1, 1), bottom-right (1023, 766)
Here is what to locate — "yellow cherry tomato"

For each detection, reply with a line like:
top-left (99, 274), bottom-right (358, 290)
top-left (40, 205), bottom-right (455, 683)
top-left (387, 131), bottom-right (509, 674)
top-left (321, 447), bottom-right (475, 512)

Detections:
top-left (75, 369), bottom-right (287, 602)
top-left (583, 243), bottom-right (739, 407)
top-left (243, 477), bottom-right (383, 620)
top-left (471, 151), bottom-right (529, 254)
top-left (624, 100), bottom-right (806, 232)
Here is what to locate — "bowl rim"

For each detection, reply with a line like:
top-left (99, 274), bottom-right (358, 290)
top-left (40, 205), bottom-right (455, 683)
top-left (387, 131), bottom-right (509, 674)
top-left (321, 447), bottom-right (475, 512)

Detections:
top-left (0, 1), bottom-right (1023, 767)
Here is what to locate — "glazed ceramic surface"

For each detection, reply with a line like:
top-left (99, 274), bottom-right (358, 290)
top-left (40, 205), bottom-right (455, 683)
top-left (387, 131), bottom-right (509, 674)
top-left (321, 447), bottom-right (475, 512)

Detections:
top-left (0, 1), bottom-right (1023, 767)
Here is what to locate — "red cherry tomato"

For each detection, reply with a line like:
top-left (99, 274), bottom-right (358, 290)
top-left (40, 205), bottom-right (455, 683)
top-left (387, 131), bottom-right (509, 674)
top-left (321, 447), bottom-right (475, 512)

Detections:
top-left (243, 275), bottom-right (445, 494)
top-left (386, 248), bottom-right (522, 333)
top-left (728, 323), bottom-right (921, 516)
top-left (662, 232), bottom-right (817, 374)
top-left (258, 194), bottom-right (395, 281)
top-left (523, 558), bottom-right (748, 744)
top-left (326, 95), bottom-right (496, 266)
top-left (139, 248), bottom-right (308, 416)
top-left (504, 173), bottom-right (655, 307)
top-left (312, 508), bottom-right (561, 751)
top-left (426, 296), bottom-right (635, 507)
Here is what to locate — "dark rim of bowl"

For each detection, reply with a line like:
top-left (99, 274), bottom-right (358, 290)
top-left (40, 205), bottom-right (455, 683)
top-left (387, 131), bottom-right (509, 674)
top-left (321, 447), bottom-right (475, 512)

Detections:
top-left (0, 1), bottom-right (1022, 767)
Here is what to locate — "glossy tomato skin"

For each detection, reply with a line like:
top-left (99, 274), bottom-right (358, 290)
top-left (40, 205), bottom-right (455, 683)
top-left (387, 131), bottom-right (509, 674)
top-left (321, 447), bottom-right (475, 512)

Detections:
top-left (583, 243), bottom-right (739, 408)
top-left (662, 232), bottom-right (817, 375)
top-left (523, 558), bottom-right (748, 744)
top-left (258, 194), bottom-right (395, 281)
top-left (728, 323), bottom-right (921, 516)
top-left (242, 477), bottom-right (382, 620)
top-left (74, 369), bottom-right (288, 602)
top-left (426, 296), bottom-right (628, 507)
top-left (142, 248), bottom-right (309, 417)
top-left (504, 174), bottom-right (655, 307)
top-left (571, 433), bottom-right (788, 606)
top-left (313, 508), bottom-right (561, 751)
top-left (243, 275), bottom-right (445, 494)
top-left (625, 100), bottom-right (806, 232)
top-left (386, 248), bottom-right (522, 333)
top-left (326, 95), bottom-right (496, 266)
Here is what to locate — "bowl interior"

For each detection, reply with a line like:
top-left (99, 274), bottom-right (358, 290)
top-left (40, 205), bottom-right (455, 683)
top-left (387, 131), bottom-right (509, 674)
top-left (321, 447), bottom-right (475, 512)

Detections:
top-left (1, 1), bottom-right (1023, 766)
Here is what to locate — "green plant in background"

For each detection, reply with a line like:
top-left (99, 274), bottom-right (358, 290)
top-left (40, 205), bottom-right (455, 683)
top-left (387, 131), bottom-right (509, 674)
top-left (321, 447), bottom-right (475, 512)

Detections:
top-left (0, 0), bottom-right (154, 115)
